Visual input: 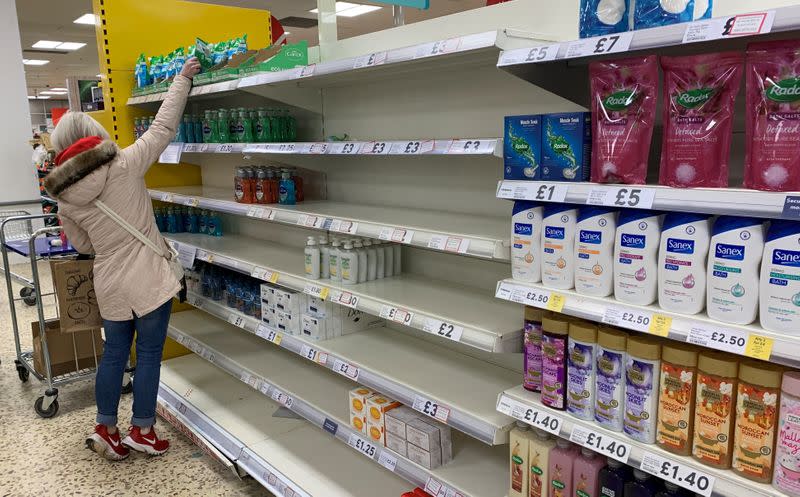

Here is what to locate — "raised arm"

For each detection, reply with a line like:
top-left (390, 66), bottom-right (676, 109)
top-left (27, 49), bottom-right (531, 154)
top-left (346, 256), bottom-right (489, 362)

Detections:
top-left (119, 58), bottom-right (201, 175)
top-left (60, 213), bottom-right (94, 255)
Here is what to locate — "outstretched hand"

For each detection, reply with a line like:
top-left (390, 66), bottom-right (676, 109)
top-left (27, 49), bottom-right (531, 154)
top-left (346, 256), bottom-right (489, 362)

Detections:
top-left (180, 57), bottom-right (201, 79)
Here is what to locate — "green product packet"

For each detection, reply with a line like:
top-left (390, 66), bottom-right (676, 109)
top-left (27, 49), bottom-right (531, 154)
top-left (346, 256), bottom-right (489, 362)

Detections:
top-left (193, 37), bottom-right (214, 70)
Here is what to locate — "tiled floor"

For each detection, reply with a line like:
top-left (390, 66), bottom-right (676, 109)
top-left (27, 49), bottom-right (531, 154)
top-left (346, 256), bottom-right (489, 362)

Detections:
top-left (0, 263), bottom-right (270, 496)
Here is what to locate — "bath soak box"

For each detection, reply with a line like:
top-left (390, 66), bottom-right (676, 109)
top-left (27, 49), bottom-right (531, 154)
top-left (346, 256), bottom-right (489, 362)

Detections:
top-left (504, 115), bottom-right (542, 180)
top-left (542, 112), bottom-right (591, 182)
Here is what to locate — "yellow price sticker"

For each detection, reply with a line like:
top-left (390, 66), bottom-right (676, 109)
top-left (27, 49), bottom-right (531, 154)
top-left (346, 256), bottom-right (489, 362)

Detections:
top-left (320, 287), bottom-right (330, 300)
top-left (547, 293), bottom-right (565, 313)
top-left (269, 272), bottom-right (279, 284)
top-left (648, 314), bottom-right (672, 337)
top-left (744, 335), bottom-right (773, 360)
top-left (273, 333), bottom-right (283, 346)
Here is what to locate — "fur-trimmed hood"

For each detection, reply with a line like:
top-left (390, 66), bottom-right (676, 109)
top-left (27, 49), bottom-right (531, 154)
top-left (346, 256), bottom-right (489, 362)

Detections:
top-left (44, 140), bottom-right (118, 204)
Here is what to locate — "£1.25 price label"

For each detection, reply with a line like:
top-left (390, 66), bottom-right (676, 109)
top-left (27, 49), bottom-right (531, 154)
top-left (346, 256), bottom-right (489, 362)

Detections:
top-left (639, 451), bottom-right (714, 497)
top-left (348, 433), bottom-right (377, 459)
top-left (412, 395), bottom-right (451, 423)
top-left (569, 424), bottom-right (631, 463)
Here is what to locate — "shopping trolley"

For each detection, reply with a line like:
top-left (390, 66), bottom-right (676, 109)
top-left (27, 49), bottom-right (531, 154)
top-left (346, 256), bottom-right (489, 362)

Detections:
top-left (1, 213), bottom-right (131, 418)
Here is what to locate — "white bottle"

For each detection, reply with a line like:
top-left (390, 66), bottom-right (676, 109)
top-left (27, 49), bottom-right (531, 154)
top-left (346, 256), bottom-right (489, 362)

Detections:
top-left (394, 243), bottom-right (402, 275)
top-left (541, 204), bottom-right (578, 290)
top-left (304, 236), bottom-right (320, 280)
top-left (329, 238), bottom-right (342, 282)
top-left (760, 220), bottom-right (800, 333)
top-left (614, 210), bottom-right (662, 305)
top-left (707, 216), bottom-right (765, 325)
top-left (363, 239), bottom-right (377, 281)
top-left (318, 236), bottom-right (331, 279)
top-left (658, 213), bottom-right (712, 314)
top-left (353, 239), bottom-right (367, 283)
top-left (574, 206), bottom-right (617, 296)
top-left (383, 240), bottom-right (394, 278)
top-left (511, 201), bottom-right (544, 282)
top-left (340, 241), bottom-right (359, 285)
top-left (375, 239), bottom-right (385, 279)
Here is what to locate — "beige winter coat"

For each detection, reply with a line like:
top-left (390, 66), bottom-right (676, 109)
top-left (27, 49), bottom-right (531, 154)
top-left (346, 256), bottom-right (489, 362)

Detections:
top-left (44, 75), bottom-right (192, 321)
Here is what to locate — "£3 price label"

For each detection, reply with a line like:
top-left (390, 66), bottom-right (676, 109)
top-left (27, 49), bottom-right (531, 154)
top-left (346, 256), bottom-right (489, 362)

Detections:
top-left (361, 141), bottom-right (389, 155)
top-left (447, 139), bottom-right (495, 155)
top-left (348, 433), bottom-right (377, 459)
top-left (329, 142), bottom-right (360, 154)
top-left (569, 424), bottom-right (631, 463)
top-left (413, 395), bottom-right (450, 423)
top-left (639, 452), bottom-right (714, 497)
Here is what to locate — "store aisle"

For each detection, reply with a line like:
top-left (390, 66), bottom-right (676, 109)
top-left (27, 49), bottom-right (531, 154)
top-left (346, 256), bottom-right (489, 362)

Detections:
top-left (0, 263), bottom-right (270, 496)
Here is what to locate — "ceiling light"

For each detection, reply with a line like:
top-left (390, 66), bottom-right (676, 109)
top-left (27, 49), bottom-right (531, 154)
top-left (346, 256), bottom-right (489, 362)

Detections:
top-left (40, 91), bottom-right (67, 95)
top-left (96, 74), bottom-right (102, 78)
top-left (32, 40), bottom-right (61, 49)
top-left (50, 87), bottom-right (67, 91)
top-left (74, 13), bottom-right (97, 25)
top-left (23, 59), bottom-right (50, 66)
top-left (57, 42), bottom-right (86, 51)
top-left (28, 96), bottom-right (36, 100)
top-left (309, 2), bottom-right (382, 17)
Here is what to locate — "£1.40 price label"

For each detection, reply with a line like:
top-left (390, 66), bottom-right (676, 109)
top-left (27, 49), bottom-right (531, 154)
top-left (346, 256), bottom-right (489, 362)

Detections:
top-left (497, 395), bottom-right (562, 435)
top-left (639, 451), bottom-right (714, 497)
top-left (569, 424), bottom-right (631, 463)
top-left (412, 395), bottom-right (450, 423)
top-left (303, 283), bottom-right (329, 300)
top-left (348, 433), bottom-right (377, 459)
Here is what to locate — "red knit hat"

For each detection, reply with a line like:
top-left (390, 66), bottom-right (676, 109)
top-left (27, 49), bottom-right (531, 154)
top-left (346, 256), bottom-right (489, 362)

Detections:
top-left (55, 135), bottom-right (104, 166)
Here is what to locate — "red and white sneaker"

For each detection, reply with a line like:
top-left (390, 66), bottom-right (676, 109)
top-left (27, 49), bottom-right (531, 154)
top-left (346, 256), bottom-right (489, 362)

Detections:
top-left (86, 424), bottom-right (130, 461)
top-left (122, 426), bottom-right (170, 455)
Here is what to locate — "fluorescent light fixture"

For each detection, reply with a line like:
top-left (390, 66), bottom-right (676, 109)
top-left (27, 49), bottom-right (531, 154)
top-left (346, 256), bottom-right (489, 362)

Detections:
top-left (23, 59), bottom-right (50, 66)
top-left (309, 2), bottom-right (382, 17)
top-left (40, 91), bottom-right (67, 95)
top-left (50, 87), bottom-right (67, 91)
top-left (96, 74), bottom-right (102, 78)
top-left (28, 96), bottom-right (36, 99)
top-left (74, 13), bottom-right (96, 25)
top-left (57, 42), bottom-right (86, 51)
top-left (32, 40), bottom-right (61, 49)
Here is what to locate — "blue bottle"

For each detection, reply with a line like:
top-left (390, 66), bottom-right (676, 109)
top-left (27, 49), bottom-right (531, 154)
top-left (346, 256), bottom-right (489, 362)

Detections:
top-left (177, 115), bottom-right (188, 143)
top-left (207, 211), bottom-right (223, 236)
top-left (599, 458), bottom-right (631, 497)
top-left (278, 170), bottom-right (296, 205)
top-left (198, 210), bottom-right (208, 234)
top-left (186, 208), bottom-right (199, 233)
top-left (165, 207), bottom-right (179, 233)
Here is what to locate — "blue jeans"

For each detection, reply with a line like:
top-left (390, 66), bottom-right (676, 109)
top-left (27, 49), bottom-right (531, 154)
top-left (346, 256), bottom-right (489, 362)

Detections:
top-left (96, 299), bottom-right (172, 428)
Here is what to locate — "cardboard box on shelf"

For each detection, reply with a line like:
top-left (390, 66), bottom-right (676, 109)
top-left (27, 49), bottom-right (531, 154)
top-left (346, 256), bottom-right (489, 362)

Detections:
top-left (366, 395), bottom-right (401, 445)
top-left (385, 432), bottom-right (407, 457)
top-left (301, 313), bottom-right (325, 340)
top-left (406, 417), bottom-right (442, 454)
top-left (407, 441), bottom-right (442, 470)
top-left (31, 319), bottom-right (103, 377)
top-left (50, 259), bottom-right (102, 333)
top-left (349, 387), bottom-right (376, 434)
top-left (385, 406), bottom-right (420, 438)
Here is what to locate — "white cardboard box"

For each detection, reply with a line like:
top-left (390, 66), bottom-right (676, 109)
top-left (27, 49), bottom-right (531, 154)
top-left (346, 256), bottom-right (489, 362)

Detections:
top-left (301, 313), bottom-right (326, 340)
top-left (407, 441), bottom-right (442, 469)
top-left (275, 310), bottom-right (299, 335)
top-left (406, 417), bottom-right (442, 453)
top-left (385, 432), bottom-right (407, 457)
top-left (385, 406), bottom-right (420, 438)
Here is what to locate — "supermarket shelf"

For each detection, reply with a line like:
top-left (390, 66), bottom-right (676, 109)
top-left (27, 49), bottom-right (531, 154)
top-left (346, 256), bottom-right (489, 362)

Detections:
top-left (185, 291), bottom-right (518, 445)
top-left (158, 355), bottom-right (413, 497)
top-left (167, 232), bottom-right (522, 353)
top-left (168, 310), bottom-right (509, 497)
top-left (495, 278), bottom-right (794, 368)
top-left (127, 30), bottom-right (523, 107)
top-left (496, 6), bottom-right (798, 71)
top-left (170, 139), bottom-right (501, 156)
top-left (496, 180), bottom-right (800, 220)
top-left (497, 385), bottom-right (779, 497)
top-left (151, 186), bottom-right (510, 260)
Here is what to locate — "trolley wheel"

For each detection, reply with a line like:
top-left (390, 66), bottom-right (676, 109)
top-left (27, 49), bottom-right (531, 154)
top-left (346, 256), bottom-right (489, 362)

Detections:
top-left (19, 287), bottom-right (32, 298)
top-left (23, 294), bottom-right (37, 307)
top-left (34, 396), bottom-right (59, 418)
top-left (121, 381), bottom-right (133, 395)
top-left (17, 366), bottom-right (29, 382)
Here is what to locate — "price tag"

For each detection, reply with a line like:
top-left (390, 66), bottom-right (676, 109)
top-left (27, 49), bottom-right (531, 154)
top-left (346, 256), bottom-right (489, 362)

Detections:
top-left (307, 142), bottom-right (328, 154)
top-left (496, 181), bottom-right (538, 200)
top-left (175, 243), bottom-right (197, 269)
top-left (648, 314), bottom-right (672, 337)
top-left (424, 478), bottom-right (443, 497)
top-left (257, 325), bottom-right (282, 346)
top-left (215, 143), bottom-right (235, 153)
top-left (188, 295), bottom-right (204, 309)
top-left (184, 197), bottom-right (199, 207)
top-left (158, 143), bottom-right (184, 164)
top-left (377, 450), bottom-right (397, 472)
top-left (390, 140), bottom-right (435, 155)
top-left (683, 11), bottom-right (775, 44)
top-left (240, 372), bottom-right (260, 389)
top-left (303, 283), bottom-right (329, 300)
top-left (246, 207), bottom-right (273, 220)
top-left (333, 291), bottom-right (359, 309)
top-left (744, 334), bottom-right (773, 360)
top-left (159, 192), bottom-right (174, 203)
top-left (422, 318), bottom-right (464, 342)
top-left (183, 144), bottom-right (198, 153)
top-left (639, 451), bottom-right (714, 497)
top-left (497, 394), bottom-right (562, 435)
top-left (196, 144), bottom-right (209, 153)
top-left (687, 325), bottom-right (749, 356)
top-left (565, 32), bottom-right (634, 59)
top-left (333, 358), bottom-right (359, 381)
top-left (569, 424), bottom-right (631, 463)
top-left (353, 51), bottom-right (387, 69)
top-left (587, 186), bottom-right (656, 209)
top-left (497, 44), bottom-right (561, 66)
top-left (300, 344), bottom-right (318, 362)
top-left (427, 235), bottom-right (470, 254)
top-left (328, 142), bottom-right (361, 155)
top-left (547, 292), bottom-right (565, 313)
top-left (228, 314), bottom-right (246, 329)
top-left (505, 285), bottom-right (553, 310)
top-left (447, 139), bottom-right (496, 155)
top-left (602, 306), bottom-right (653, 333)
top-left (270, 388), bottom-right (293, 408)
top-left (412, 395), bottom-right (450, 423)
top-left (532, 183), bottom-right (569, 203)
top-left (414, 37), bottom-right (462, 59)
top-left (360, 141), bottom-right (390, 155)
top-left (297, 64), bottom-right (315, 78)
top-left (347, 433), bottom-right (377, 459)
top-left (380, 305), bottom-right (414, 326)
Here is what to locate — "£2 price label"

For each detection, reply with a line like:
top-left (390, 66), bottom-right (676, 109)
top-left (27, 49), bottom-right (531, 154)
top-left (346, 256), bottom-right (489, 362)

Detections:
top-left (639, 451), bottom-right (714, 497)
top-left (422, 318), bottom-right (464, 342)
top-left (333, 358), bottom-right (359, 381)
top-left (570, 424), bottom-right (631, 463)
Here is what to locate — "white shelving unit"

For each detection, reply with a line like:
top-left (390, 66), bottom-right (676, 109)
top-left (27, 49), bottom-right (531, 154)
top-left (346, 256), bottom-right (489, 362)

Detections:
top-left (185, 291), bottom-right (518, 445)
top-left (173, 139), bottom-right (501, 156)
top-left (494, 279), bottom-right (787, 367)
top-left (167, 310), bottom-right (509, 497)
top-left (497, 180), bottom-right (799, 219)
top-left (167, 233), bottom-right (522, 353)
top-left (152, 186), bottom-right (510, 260)
top-left (497, 385), bottom-right (778, 497)
top-left (158, 355), bottom-right (413, 497)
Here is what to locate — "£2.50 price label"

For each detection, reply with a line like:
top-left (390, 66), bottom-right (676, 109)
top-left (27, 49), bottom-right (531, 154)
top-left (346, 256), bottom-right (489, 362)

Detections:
top-left (639, 451), bottom-right (714, 497)
top-left (569, 424), bottom-right (631, 463)
top-left (348, 433), bottom-right (377, 459)
top-left (412, 395), bottom-right (450, 423)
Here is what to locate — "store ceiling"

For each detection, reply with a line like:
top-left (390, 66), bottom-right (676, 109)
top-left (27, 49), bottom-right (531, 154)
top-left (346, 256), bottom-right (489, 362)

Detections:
top-left (15, 0), bottom-right (484, 96)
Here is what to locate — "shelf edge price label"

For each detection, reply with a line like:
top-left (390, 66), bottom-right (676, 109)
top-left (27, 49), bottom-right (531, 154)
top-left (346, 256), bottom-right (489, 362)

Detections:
top-left (159, 193), bottom-right (174, 203)
top-left (498, 44), bottom-right (560, 66)
top-left (412, 395), bottom-right (450, 423)
top-left (333, 358), bottom-right (359, 381)
top-left (303, 283), bottom-right (329, 300)
top-left (447, 138), bottom-right (495, 155)
top-left (565, 32), bottom-right (634, 59)
top-left (270, 388), bottom-right (293, 408)
top-left (569, 424), bottom-right (631, 464)
top-left (380, 305), bottom-right (414, 326)
top-left (329, 142), bottom-right (360, 155)
top-left (377, 450), bottom-right (397, 472)
top-left (509, 286), bottom-right (551, 310)
top-left (392, 140), bottom-right (434, 155)
top-left (251, 266), bottom-right (279, 283)
top-left (300, 344), bottom-right (318, 362)
top-left (360, 141), bottom-right (389, 155)
top-left (347, 433), bottom-right (377, 459)
top-left (353, 51), bottom-right (387, 69)
top-left (333, 291), bottom-right (359, 309)
top-left (602, 306), bottom-right (653, 334)
top-left (532, 183), bottom-right (569, 203)
top-left (687, 325), bottom-right (757, 357)
top-left (648, 314), bottom-right (672, 337)
top-left (257, 325), bottom-right (282, 346)
top-left (228, 313), bottom-right (246, 329)
top-left (422, 318), bottom-right (464, 343)
top-left (215, 143), bottom-right (235, 153)
top-left (184, 197), bottom-right (199, 207)
top-left (546, 292), bottom-right (565, 313)
top-left (744, 334), bottom-right (773, 360)
top-left (498, 395), bottom-right (562, 435)
top-left (587, 186), bottom-right (656, 210)
top-left (639, 451), bottom-right (714, 497)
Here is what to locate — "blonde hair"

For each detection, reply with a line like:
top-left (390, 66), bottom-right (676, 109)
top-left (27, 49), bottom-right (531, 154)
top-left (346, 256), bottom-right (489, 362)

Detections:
top-left (51, 112), bottom-right (110, 153)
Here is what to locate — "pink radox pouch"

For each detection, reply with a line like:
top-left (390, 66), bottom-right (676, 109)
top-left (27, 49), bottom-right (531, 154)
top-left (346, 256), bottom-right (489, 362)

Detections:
top-left (745, 40), bottom-right (800, 191)
top-left (590, 56), bottom-right (658, 184)
top-left (659, 52), bottom-right (743, 188)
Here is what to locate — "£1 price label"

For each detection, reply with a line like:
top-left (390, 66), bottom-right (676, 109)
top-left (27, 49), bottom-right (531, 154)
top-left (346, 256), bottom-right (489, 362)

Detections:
top-left (228, 314), bottom-right (246, 329)
top-left (422, 318), bottom-right (464, 342)
top-left (532, 183), bottom-right (569, 203)
top-left (569, 424), bottom-right (631, 463)
top-left (353, 51), bottom-right (387, 69)
top-left (300, 344), bottom-right (318, 362)
top-left (348, 433), bottom-right (377, 458)
top-left (639, 451), bottom-right (714, 497)
top-left (412, 395), bottom-right (450, 423)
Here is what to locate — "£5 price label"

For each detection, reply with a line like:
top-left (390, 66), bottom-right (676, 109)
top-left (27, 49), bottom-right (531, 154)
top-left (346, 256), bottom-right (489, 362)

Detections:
top-left (412, 395), bottom-right (450, 423)
top-left (422, 318), bottom-right (464, 342)
top-left (348, 433), bottom-right (377, 459)
top-left (639, 451), bottom-right (714, 497)
top-left (587, 186), bottom-right (656, 209)
top-left (569, 424), bottom-right (631, 463)
top-left (380, 305), bottom-right (414, 326)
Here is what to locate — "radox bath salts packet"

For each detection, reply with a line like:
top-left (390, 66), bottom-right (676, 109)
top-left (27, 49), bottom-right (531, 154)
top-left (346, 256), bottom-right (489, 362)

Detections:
top-left (590, 56), bottom-right (658, 184)
top-left (659, 52), bottom-right (743, 188)
top-left (542, 113), bottom-right (591, 182)
top-left (579, 0), bottom-right (629, 39)
top-left (745, 40), bottom-right (800, 192)
top-left (633, 0), bottom-right (711, 30)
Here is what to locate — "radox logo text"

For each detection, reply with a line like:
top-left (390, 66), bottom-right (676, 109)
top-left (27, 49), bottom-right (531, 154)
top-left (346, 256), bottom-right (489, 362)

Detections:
top-left (602, 90), bottom-right (637, 111)
top-left (545, 226), bottom-right (565, 240)
top-left (675, 88), bottom-right (715, 109)
top-left (773, 249), bottom-right (800, 267)
top-left (666, 238), bottom-right (695, 254)
top-left (715, 243), bottom-right (745, 261)
top-left (766, 77), bottom-right (800, 103)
